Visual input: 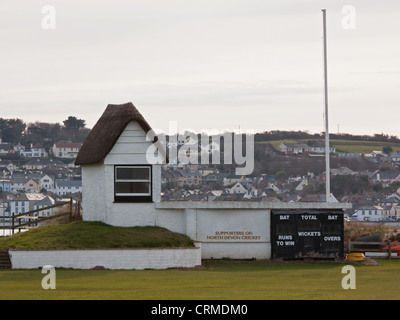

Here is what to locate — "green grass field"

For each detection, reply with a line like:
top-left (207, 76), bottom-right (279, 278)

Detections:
top-left (1, 222), bottom-right (398, 300)
top-left (0, 259), bottom-right (398, 300)
top-left (258, 139), bottom-right (400, 154)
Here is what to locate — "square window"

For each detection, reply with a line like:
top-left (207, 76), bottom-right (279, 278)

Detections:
top-left (114, 165), bottom-right (152, 202)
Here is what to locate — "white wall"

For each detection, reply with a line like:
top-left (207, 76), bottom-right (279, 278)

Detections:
top-left (10, 247), bottom-right (201, 270)
top-left (196, 209), bottom-right (270, 259)
top-left (82, 121), bottom-right (162, 227)
top-left (154, 206), bottom-right (271, 259)
top-left (81, 163), bottom-right (106, 222)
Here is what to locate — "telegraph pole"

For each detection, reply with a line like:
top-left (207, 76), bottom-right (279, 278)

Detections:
top-left (322, 9), bottom-right (331, 202)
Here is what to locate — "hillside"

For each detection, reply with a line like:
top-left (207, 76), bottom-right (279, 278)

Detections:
top-left (257, 138), bottom-right (400, 154)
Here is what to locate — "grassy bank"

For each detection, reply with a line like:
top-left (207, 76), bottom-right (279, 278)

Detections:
top-left (0, 221), bottom-right (194, 250)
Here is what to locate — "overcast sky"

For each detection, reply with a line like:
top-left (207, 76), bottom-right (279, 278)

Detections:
top-left (1, 1), bottom-right (399, 136)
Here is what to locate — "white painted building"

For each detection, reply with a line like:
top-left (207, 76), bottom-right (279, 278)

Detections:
top-left (75, 103), bottom-right (350, 260)
top-left (40, 174), bottom-right (55, 192)
top-left (52, 142), bottom-right (82, 159)
top-left (20, 143), bottom-right (48, 158)
top-left (351, 206), bottom-right (387, 222)
top-left (55, 180), bottom-right (82, 196)
top-left (9, 194), bottom-right (29, 215)
top-left (9, 193), bottom-right (51, 216)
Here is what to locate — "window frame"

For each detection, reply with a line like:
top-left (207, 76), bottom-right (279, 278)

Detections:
top-left (114, 165), bottom-right (153, 203)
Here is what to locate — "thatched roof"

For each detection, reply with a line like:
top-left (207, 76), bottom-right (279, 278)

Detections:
top-left (75, 102), bottom-right (167, 165)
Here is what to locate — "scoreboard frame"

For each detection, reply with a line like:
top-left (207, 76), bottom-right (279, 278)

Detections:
top-left (271, 210), bottom-right (344, 259)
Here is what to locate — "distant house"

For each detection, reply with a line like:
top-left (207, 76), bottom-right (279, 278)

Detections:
top-left (0, 179), bottom-right (10, 192)
top-left (293, 179), bottom-right (308, 191)
top-left (10, 174), bottom-right (28, 193)
top-left (266, 182), bottom-right (281, 194)
top-left (42, 163), bottom-right (73, 179)
top-left (53, 142), bottom-right (82, 159)
top-left (0, 160), bottom-right (16, 172)
top-left (25, 178), bottom-right (40, 193)
top-left (203, 172), bottom-right (229, 185)
top-left (0, 142), bottom-right (11, 155)
top-left (277, 143), bottom-right (310, 155)
top-left (55, 180), bottom-right (82, 196)
top-left (370, 151), bottom-right (388, 157)
top-left (308, 141), bottom-right (336, 154)
top-left (9, 192), bottom-right (50, 215)
top-left (365, 151), bottom-right (389, 163)
top-left (372, 171), bottom-right (400, 185)
top-left (20, 143), bottom-right (48, 158)
top-left (0, 167), bottom-right (12, 178)
top-left (33, 196), bottom-right (55, 217)
top-left (161, 171), bottom-right (174, 185)
top-left (181, 170), bottom-right (202, 186)
top-left (330, 167), bottom-right (356, 176)
top-left (337, 153), bottom-right (361, 160)
top-left (264, 143), bottom-right (276, 155)
top-left (382, 194), bottom-right (400, 206)
top-left (390, 151), bottom-right (400, 163)
top-left (39, 174), bottom-right (55, 192)
top-left (13, 143), bottom-right (25, 154)
top-left (23, 158), bottom-right (65, 170)
top-left (28, 173), bottom-right (55, 192)
top-left (9, 193), bottom-right (29, 215)
top-left (228, 182), bottom-right (247, 194)
top-left (351, 205), bottom-right (387, 222)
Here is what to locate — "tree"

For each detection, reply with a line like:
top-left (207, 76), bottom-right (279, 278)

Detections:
top-left (23, 122), bottom-right (62, 148)
top-left (383, 146), bottom-right (393, 155)
top-left (63, 116), bottom-right (86, 131)
top-left (0, 118), bottom-right (26, 144)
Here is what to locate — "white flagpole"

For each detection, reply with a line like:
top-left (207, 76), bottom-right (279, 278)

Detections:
top-left (322, 9), bottom-right (331, 202)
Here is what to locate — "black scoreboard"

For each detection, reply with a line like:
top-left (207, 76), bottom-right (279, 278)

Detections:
top-left (271, 210), bottom-right (344, 259)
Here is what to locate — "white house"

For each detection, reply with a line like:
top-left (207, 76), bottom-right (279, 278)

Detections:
top-left (20, 143), bottom-right (48, 158)
top-left (52, 142), bottom-right (82, 159)
top-left (55, 180), bottom-right (82, 196)
top-left (13, 143), bottom-right (25, 154)
top-left (277, 143), bottom-right (310, 155)
top-left (390, 151), bottom-right (400, 163)
top-left (351, 206), bottom-right (387, 222)
top-left (10, 174), bottom-right (27, 193)
top-left (75, 102), bottom-right (350, 260)
top-left (25, 173), bottom-right (55, 192)
top-left (40, 174), bottom-right (55, 192)
top-left (9, 193), bottom-right (30, 215)
top-left (227, 182), bottom-right (248, 194)
top-left (9, 193), bottom-right (51, 216)
top-left (307, 141), bottom-right (336, 154)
